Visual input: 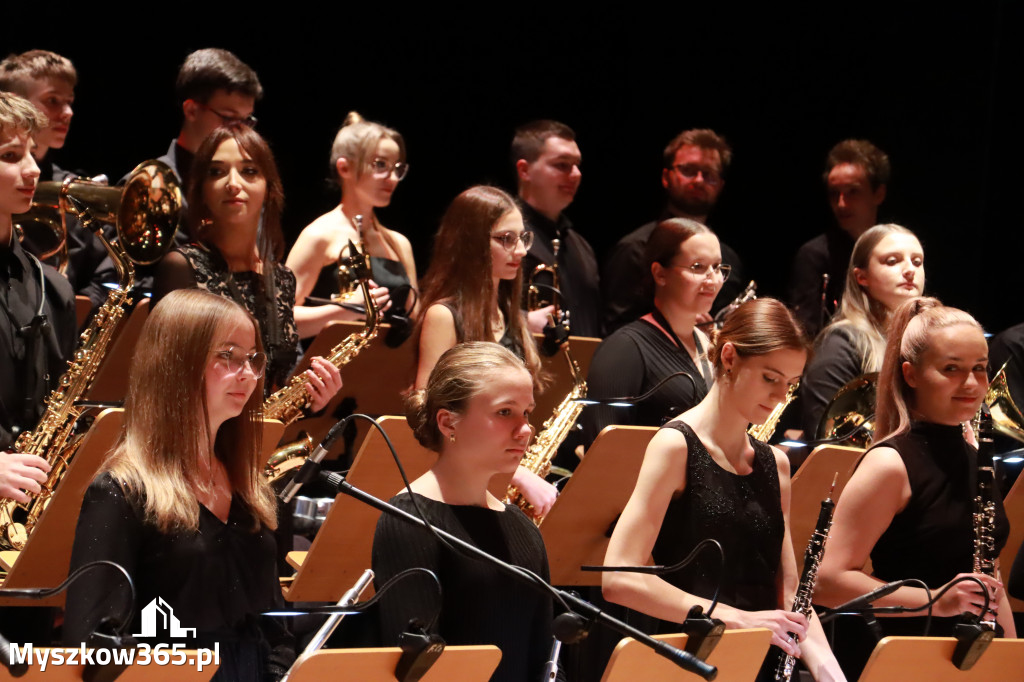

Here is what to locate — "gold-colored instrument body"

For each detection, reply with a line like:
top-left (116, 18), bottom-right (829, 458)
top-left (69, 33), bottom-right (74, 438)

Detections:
top-left (527, 238), bottom-right (560, 315)
top-left (0, 161), bottom-right (181, 551)
top-left (983, 361), bottom-right (1024, 444)
top-left (14, 182), bottom-right (68, 272)
top-left (815, 373), bottom-right (879, 449)
top-left (748, 383), bottom-right (798, 443)
top-left (262, 241), bottom-right (379, 483)
top-left (505, 340), bottom-right (586, 522)
top-left (332, 215), bottom-right (370, 304)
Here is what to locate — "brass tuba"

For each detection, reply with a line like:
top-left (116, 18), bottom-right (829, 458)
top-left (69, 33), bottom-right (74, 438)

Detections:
top-left (527, 238), bottom-right (560, 316)
top-left (0, 160), bottom-right (181, 551)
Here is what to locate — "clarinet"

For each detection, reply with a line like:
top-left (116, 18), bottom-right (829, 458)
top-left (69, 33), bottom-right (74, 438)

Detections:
top-left (972, 413), bottom-right (999, 631)
top-left (775, 475), bottom-right (837, 682)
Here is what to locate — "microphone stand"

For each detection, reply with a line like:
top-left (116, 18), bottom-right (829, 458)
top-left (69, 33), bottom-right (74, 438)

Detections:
top-left (321, 470), bottom-right (718, 681)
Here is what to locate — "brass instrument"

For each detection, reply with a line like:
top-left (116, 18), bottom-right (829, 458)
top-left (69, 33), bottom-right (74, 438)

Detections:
top-left (0, 161), bottom-right (181, 551)
top-left (775, 475), bottom-right (837, 681)
top-left (814, 373), bottom-right (879, 449)
top-left (983, 361), bottom-right (1024, 444)
top-left (711, 280), bottom-right (756, 330)
top-left (527, 237), bottom-right (560, 316)
top-left (748, 383), bottom-right (798, 443)
top-left (14, 182), bottom-right (69, 272)
top-left (262, 241), bottom-right (379, 482)
top-left (505, 337), bottom-right (586, 522)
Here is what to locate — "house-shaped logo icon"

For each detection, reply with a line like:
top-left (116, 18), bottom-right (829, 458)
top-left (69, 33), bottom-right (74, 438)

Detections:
top-left (133, 597), bottom-right (197, 638)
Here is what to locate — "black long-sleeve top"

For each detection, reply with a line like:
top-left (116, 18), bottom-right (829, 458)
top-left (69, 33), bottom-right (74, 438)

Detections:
top-left (64, 473), bottom-right (293, 682)
top-left (372, 492), bottom-right (554, 682)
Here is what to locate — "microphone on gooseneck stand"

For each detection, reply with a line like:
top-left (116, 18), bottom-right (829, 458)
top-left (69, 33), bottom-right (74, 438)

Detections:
top-left (279, 414), bottom-right (356, 503)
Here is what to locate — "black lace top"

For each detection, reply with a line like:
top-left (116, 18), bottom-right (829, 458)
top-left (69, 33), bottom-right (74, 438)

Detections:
top-left (154, 243), bottom-right (299, 392)
top-left (653, 420), bottom-right (784, 616)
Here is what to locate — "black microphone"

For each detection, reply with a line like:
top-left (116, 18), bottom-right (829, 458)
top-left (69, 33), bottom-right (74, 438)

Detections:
top-left (279, 415), bottom-right (353, 503)
top-left (829, 580), bottom-right (905, 613)
top-left (0, 630), bottom-right (28, 677)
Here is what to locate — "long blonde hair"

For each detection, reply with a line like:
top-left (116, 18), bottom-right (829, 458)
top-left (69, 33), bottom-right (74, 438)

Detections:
top-left (824, 223), bottom-right (920, 373)
top-left (874, 296), bottom-right (982, 441)
top-left (104, 289), bottom-right (277, 532)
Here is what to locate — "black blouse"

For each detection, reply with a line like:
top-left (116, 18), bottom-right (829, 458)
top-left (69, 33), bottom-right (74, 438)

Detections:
top-left (372, 493), bottom-right (553, 682)
top-left (64, 473), bottom-right (293, 681)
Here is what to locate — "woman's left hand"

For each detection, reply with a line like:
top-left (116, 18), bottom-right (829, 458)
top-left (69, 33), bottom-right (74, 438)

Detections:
top-left (305, 357), bottom-right (343, 412)
top-left (526, 306), bottom-right (556, 334)
top-left (510, 466), bottom-right (557, 518)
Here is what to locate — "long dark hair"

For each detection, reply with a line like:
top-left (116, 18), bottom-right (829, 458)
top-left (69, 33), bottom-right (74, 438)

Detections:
top-left (415, 185), bottom-right (543, 386)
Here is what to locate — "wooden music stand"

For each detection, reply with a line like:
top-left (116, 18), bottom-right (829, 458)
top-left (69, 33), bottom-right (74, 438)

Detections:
top-left (789, 444), bottom-right (865, 564)
top-left (858, 636), bottom-right (1024, 681)
top-left (539, 425), bottom-right (657, 586)
top-left (997, 471), bottom-right (1024, 612)
top-left (86, 297), bottom-right (151, 403)
top-left (0, 649), bottom-right (218, 681)
top-left (599, 629), bottom-right (772, 682)
top-left (284, 645), bottom-right (500, 682)
top-left (0, 414), bottom-right (282, 608)
top-left (0, 408), bottom-right (123, 607)
top-left (282, 416), bottom-right (436, 603)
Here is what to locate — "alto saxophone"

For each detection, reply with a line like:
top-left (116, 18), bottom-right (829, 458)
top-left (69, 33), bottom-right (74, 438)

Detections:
top-left (263, 239), bottom-right (378, 481)
top-left (504, 337), bottom-right (586, 522)
top-left (775, 475), bottom-right (837, 682)
top-left (0, 161), bottom-right (181, 551)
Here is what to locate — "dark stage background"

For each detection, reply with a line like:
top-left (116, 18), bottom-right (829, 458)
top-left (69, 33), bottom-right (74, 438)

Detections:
top-left (8, 2), bottom-right (1024, 334)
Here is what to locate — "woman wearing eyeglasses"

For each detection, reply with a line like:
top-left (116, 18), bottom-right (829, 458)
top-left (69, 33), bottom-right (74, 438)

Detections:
top-left (413, 185), bottom-right (556, 517)
top-left (286, 112), bottom-right (415, 338)
top-left (153, 126), bottom-right (341, 407)
top-left (580, 218), bottom-right (727, 447)
top-left (65, 289), bottom-right (293, 681)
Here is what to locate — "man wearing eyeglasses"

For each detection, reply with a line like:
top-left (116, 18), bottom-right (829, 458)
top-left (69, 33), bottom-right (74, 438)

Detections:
top-left (152, 48), bottom-right (262, 195)
top-left (512, 119), bottom-right (603, 339)
top-left (603, 128), bottom-right (745, 333)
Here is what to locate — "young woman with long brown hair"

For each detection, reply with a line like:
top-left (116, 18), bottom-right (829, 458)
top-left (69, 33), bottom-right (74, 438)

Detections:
top-left (65, 289), bottom-right (292, 681)
top-left (413, 185), bottom-right (555, 516)
top-left (603, 298), bottom-right (845, 682)
top-left (817, 297), bottom-right (1014, 678)
top-left (153, 126), bottom-right (341, 404)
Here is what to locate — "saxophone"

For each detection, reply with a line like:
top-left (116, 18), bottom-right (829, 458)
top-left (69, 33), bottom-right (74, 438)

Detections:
top-left (775, 475), bottom-right (837, 682)
top-left (0, 161), bottom-right (181, 551)
top-left (748, 382), bottom-right (798, 443)
top-left (504, 339), bottom-right (586, 522)
top-left (262, 239), bottom-right (378, 481)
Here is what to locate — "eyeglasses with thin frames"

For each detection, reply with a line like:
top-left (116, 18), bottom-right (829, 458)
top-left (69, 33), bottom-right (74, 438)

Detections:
top-left (198, 102), bottom-right (258, 128)
top-left (670, 262), bottom-right (732, 282)
top-left (670, 163), bottom-right (723, 186)
top-left (491, 230), bottom-right (534, 252)
top-left (211, 347), bottom-right (267, 379)
top-left (367, 157), bottom-right (410, 181)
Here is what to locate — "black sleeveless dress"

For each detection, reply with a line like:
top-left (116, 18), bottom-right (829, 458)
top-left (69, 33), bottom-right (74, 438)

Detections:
top-left (653, 420), bottom-right (785, 615)
top-left (312, 255), bottom-right (412, 322)
top-left (833, 421), bottom-right (1012, 679)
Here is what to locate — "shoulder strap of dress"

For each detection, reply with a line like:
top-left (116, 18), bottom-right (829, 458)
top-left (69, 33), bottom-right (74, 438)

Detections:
top-left (438, 300), bottom-right (465, 342)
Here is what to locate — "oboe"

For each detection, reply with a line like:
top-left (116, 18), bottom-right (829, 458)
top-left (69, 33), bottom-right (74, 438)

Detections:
top-left (775, 474), bottom-right (837, 682)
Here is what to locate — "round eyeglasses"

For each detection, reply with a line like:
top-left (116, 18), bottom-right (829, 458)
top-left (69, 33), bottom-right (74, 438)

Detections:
top-left (367, 157), bottom-right (409, 181)
top-left (491, 230), bottom-right (534, 252)
top-left (672, 262), bottom-right (732, 282)
top-left (211, 348), bottom-right (267, 379)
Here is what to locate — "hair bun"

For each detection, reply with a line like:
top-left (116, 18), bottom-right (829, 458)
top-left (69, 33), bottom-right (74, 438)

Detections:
top-left (342, 110), bottom-right (365, 127)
